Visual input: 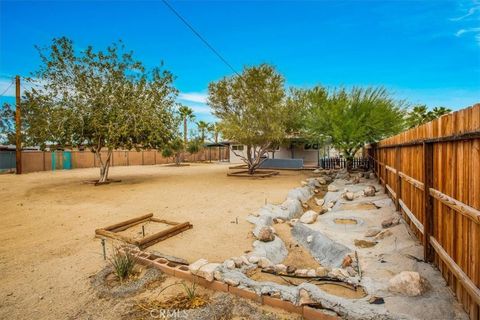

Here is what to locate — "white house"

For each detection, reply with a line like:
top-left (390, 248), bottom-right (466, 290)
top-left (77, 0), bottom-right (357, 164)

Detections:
top-left (228, 139), bottom-right (341, 168)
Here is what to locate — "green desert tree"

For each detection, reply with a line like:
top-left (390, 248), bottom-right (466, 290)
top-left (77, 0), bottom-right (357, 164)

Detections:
top-left (304, 86), bottom-right (406, 169)
top-left (162, 136), bottom-right (184, 165)
top-left (208, 64), bottom-right (288, 174)
top-left (405, 105), bottom-right (451, 128)
top-left (186, 137), bottom-right (202, 161)
top-left (21, 37), bottom-right (178, 183)
top-left (0, 103), bottom-right (16, 145)
top-left (179, 105), bottom-right (195, 144)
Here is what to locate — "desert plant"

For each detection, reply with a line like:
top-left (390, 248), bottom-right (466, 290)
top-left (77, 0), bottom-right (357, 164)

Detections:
top-left (109, 247), bottom-right (137, 282)
top-left (180, 280), bottom-right (198, 301)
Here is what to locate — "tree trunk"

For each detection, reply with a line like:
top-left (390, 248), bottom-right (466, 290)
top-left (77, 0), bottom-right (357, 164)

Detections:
top-left (183, 118), bottom-right (188, 144)
top-left (96, 149), bottom-right (113, 183)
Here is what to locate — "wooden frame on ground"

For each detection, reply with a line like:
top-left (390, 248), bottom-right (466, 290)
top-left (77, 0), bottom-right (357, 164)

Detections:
top-left (95, 213), bottom-right (193, 249)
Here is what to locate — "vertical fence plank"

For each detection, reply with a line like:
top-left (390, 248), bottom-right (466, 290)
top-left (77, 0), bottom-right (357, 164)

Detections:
top-left (423, 142), bottom-right (434, 262)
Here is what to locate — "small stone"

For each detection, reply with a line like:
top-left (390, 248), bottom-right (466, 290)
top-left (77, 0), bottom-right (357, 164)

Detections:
top-left (295, 269), bottom-right (309, 277)
top-left (286, 265), bottom-right (297, 274)
top-left (301, 180), bottom-right (308, 186)
top-left (313, 169), bottom-right (321, 174)
top-left (317, 177), bottom-right (327, 185)
top-left (375, 229), bottom-right (393, 240)
top-left (224, 259), bottom-right (235, 269)
top-left (351, 176), bottom-right (360, 184)
top-left (369, 172), bottom-right (376, 179)
top-left (316, 267), bottom-right (329, 277)
top-left (274, 264), bottom-right (288, 273)
top-left (343, 192), bottom-right (355, 201)
top-left (300, 210), bottom-right (318, 224)
top-left (258, 257), bottom-right (273, 269)
top-left (306, 269), bottom-right (316, 277)
top-left (342, 255), bottom-right (353, 268)
top-left (301, 203), bottom-right (309, 209)
top-left (363, 185), bottom-right (376, 197)
top-left (369, 296), bottom-right (385, 304)
top-left (328, 268), bottom-right (349, 279)
top-left (233, 257), bottom-right (244, 268)
top-left (327, 184), bottom-right (339, 192)
top-left (288, 218), bottom-right (299, 227)
top-left (315, 198), bottom-right (325, 206)
top-left (214, 270), bottom-right (223, 281)
top-left (365, 228), bottom-right (381, 237)
top-left (354, 239), bottom-right (378, 248)
top-left (314, 189), bottom-right (319, 194)
top-left (224, 277), bottom-right (240, 287)
top-left (388, 271), bottom-right (429, 296)
top-left (327, 200), bottom-right (336, 208)
top-left (248, 256), bottom-right (260, 264)
top-left (257, 226), bottom-right (275, 242)
top-left (381, 216), bottom-right (401, 228)
top-left (273, 218), bottom-right (284, 224)
top-left (306, 235), bottom-right (313, 243)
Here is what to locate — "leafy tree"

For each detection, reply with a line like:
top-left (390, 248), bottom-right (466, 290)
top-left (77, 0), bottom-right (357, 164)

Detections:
top-left (196, 121), bottom-right (210, 143)
top-left (186, 138), bottom-right (202, 154)
top-left (179, 105), bottom-right (195, 144)
top-left (21, 37), bottom-right (178, 183)
top-left (162, 136), bottom-right (184, 165)
top-left (405, 105), bottom-right (451, 128)
top-left (0, 103), bottom-right (16, 145)
top-left (303, 86), bottom-right (405, 169)
top-left (208, 64), bottom-right (288, 174)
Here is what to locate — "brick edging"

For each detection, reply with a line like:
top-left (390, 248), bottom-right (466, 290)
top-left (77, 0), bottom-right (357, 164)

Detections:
top-left (132, 249), bottom-right (341, 320)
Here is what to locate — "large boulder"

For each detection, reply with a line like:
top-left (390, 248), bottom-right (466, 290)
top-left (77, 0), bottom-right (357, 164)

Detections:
top-left (287, 186), bottom-right (313, 203)
top-left (188, 259), bottom-right (220, 282)
top-left (382, 216), bottom-right (401, 228)
top-left (388, 271), bottom-right (429, 296)
top-left (299, 210), bottom-right (318, 224)
top-left (292, 223), bottom-right (350, 268)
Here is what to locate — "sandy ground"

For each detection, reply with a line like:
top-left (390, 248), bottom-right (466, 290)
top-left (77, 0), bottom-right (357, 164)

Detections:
top-left (0, 163), bottom-right (310, 319)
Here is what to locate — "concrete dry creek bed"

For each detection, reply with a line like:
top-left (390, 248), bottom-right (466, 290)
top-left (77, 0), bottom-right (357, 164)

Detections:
top-left (133, 169), bottom-right (468, 320)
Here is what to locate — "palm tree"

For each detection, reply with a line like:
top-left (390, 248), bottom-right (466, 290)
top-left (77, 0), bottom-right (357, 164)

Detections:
top-left (208, 122), bottom-right (221, 143)
top-left (179, 106), bottom-right (195, 144)
top-left (406, 105), bottom-right (451, 128)
top-left (196, 121), bottom-right (210, 143)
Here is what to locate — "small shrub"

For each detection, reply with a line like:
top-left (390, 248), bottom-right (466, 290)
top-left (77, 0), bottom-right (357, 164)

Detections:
top-left (109, 247), bottom-right (137, 282)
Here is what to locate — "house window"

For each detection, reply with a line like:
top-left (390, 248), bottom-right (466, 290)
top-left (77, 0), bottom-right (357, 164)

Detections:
top-left (232, 145), bottom-right (244, 151)
top-left (304, 143), bottom-right (319, 150)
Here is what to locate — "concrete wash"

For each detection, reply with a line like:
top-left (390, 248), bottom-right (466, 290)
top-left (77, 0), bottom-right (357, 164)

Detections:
top-left (191, 171), bottom-right (469, 320)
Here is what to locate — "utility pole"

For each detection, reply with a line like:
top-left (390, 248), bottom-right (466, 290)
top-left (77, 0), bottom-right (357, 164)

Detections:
top-left (15, 75), bottom-right (22, 174)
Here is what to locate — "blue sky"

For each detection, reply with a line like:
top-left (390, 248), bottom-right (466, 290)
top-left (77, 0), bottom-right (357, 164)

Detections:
top-left (1, 0), bottom-right (479, 126)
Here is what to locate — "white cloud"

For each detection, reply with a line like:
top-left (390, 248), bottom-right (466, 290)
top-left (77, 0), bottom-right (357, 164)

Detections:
top-left (450, 6), bottom-right (479, 21)
top-left (178, 92), bottom-right (207, 104)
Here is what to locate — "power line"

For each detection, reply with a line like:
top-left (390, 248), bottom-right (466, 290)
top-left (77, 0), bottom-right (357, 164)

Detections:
top-left (0, 78), bottom-right (15, 98)
top-left (161, 0), bottom-right (240, 77)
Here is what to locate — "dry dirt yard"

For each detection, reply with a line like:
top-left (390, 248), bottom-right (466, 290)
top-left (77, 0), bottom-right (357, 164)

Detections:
top-left (0, 163), bottom-right (310, 319)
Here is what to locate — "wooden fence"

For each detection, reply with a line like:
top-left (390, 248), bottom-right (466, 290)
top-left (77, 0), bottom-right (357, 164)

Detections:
top-left (7, 148), bottom-right (229, 174)
top-left (367, 104), bottom-right (480, 319)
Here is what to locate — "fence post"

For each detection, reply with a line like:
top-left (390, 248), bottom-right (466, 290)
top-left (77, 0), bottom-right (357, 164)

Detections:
top-left (423, 142), bottom-right (434, 262)
top-left (395, 146), bottom-right (401, 212)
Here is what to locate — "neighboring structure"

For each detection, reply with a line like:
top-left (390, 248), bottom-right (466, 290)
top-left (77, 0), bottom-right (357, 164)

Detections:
top-left (228, 138), bottom-right (341, 168)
